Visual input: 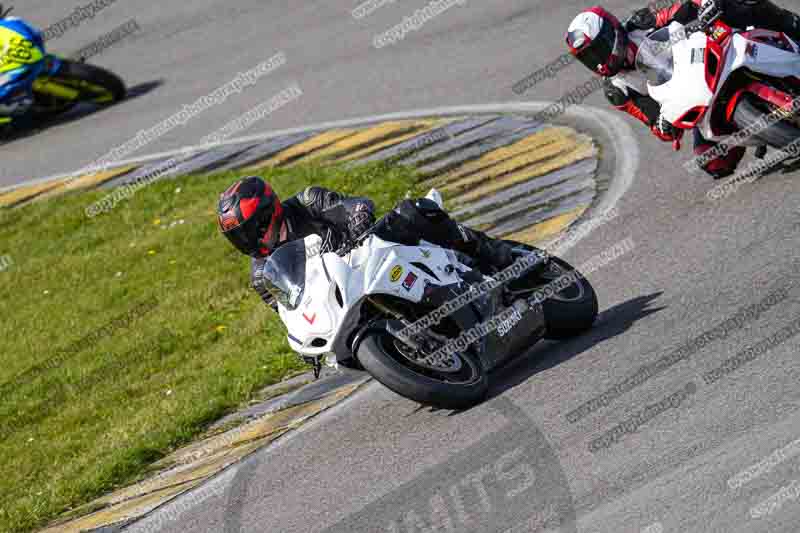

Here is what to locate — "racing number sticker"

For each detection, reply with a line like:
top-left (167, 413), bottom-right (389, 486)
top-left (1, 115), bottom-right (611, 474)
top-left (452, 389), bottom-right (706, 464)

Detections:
top-left (390, 265), bottom-right (403, 282)
top-left (1, 36), bottom-right (36, 65)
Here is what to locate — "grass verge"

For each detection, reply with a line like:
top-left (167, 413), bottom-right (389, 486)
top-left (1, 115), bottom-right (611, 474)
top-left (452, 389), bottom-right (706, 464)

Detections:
top-left (0, 161), bottom-right (420, 533)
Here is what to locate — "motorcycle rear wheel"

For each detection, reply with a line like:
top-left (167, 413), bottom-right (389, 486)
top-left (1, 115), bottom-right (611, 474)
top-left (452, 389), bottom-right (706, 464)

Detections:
top-left (733, 93), bottom-right (800, 148)
top-left (357, 322), bottom-right (488, 409)
top-left (538, 256), bottom-right (599, 339)
top-left (501, 241), bottom-right (598, 340)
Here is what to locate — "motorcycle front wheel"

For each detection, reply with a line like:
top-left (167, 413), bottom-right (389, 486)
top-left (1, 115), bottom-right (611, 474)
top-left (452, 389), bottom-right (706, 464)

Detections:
top-left (357, 321), bottom-right (488, 409)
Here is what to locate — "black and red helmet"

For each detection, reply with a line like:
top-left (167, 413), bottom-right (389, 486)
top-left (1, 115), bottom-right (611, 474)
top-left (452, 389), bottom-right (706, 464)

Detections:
top-left (566, 7), bottom-right (628, 77)
top-left (217, 176), bottom-right (284, 257)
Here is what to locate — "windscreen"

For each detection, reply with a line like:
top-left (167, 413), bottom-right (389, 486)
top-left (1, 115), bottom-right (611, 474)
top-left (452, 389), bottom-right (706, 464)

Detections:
top-left (262, 240), bottom-right (307, 310)
top-left (635, 26), bottom-right (680, 87)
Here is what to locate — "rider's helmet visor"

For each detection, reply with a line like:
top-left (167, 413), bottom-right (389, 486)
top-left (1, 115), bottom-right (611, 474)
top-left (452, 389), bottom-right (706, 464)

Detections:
top-left (570, 21), bottom-right (616, 74)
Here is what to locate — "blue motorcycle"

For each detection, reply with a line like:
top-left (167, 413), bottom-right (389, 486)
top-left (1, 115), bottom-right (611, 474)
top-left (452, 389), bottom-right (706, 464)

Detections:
top-left (0, 6), bottom-right (125, 127)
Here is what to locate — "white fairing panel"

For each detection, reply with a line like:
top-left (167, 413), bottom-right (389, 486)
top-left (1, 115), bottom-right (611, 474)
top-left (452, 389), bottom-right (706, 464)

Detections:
top-left (644, 23), bottom-right (800, 140)
top-left (726, 33), bottom-right (800, 80)
top-left (647, 25), bottom-right (714, 123)
top-left (280, 234), bottom-right (466, 357)
top-left (702, 33), bottom-right (800, 139)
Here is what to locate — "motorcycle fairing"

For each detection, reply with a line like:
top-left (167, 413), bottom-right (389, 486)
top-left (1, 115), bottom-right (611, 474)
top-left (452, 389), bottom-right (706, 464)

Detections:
top-left (647, 25), bottom-right (715, 126)
top-left (645, 21), bottom-right (800, 142)
top-left (0, 18), bottom-right (46, 101)
top-left (278, 234), bottom-right (465, 358)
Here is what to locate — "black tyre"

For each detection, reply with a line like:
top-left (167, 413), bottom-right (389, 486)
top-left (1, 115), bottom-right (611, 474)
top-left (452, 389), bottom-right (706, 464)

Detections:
top-left (357, 323), bottom-right (488, 409)
top-left (538, 257), bottom-right (599, 339)
top-left (50, 59), bottom-right (126, 104)
top-left (499, 241), bottom-right (598, 340)
top-left (733, 94), bottom-right (800, 148)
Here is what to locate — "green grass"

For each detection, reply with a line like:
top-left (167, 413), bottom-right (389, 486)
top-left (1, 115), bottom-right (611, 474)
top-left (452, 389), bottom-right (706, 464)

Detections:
top-left (0, 161), bottom-right (421, 533)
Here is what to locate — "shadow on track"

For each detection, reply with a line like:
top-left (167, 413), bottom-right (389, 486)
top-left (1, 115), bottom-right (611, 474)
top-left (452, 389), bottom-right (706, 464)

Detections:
top-left (0, 79), bottom-right (163, 144)
top-left (485, 292), bottom-right (666, 402)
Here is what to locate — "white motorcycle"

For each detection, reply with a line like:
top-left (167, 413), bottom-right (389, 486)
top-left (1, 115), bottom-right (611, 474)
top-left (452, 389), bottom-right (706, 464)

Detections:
top-left (637, 17), bottom-right (800, 149)
top-left (261, 192), bottom-right (598, 409)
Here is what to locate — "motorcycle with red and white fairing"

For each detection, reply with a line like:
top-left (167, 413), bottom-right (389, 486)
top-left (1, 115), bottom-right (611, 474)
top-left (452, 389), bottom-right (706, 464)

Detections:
top-left (637, 17), bottom-right (800, 149)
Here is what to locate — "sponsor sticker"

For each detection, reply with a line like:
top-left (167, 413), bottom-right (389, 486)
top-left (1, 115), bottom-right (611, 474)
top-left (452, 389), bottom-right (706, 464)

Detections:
top-left (402, 272), bottom-right (418, 291)
top-left (745, 42), bottom-right (758, 58)
top-left (390, 265), bottom-right (403, 282)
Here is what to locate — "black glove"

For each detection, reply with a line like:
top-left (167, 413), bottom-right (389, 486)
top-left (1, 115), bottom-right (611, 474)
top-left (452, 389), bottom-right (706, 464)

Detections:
top-left (698, 0), bottom-right (722, 26)
top-left (347, 204), bottom-right (375, 242)
top-left (624, 8), bottom-right (656, 31)
top-left (651, 114), bottom-right (677, 142)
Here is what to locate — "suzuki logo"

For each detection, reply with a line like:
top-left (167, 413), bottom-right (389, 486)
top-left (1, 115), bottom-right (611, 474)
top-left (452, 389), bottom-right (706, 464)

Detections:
top-left (303, 312), bottom-right (317, 325)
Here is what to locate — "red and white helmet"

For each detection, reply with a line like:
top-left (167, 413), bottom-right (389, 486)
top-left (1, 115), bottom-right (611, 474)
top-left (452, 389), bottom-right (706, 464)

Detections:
top-left (566, 7), bottom-right (627, 77)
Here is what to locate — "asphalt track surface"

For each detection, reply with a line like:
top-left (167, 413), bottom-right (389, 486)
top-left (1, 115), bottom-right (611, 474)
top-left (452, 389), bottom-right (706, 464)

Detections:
top-left (17, 1), bottom-right (800, 532)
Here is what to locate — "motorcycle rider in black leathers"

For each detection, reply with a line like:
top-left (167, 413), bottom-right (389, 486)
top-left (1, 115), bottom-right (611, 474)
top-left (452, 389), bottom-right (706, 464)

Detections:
top-left (216, 176), bottom-right (516, 310)
top-left (565, 0), bottom-right (800, 178)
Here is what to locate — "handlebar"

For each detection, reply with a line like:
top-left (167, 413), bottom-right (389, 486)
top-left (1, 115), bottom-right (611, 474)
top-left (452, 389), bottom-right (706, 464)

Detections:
top-left (686, 6), bottom-right (722, 35)
top-left (354, 215), bottom-right (389, 245)
top-left (320, 215), bottom-right (391, 257)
